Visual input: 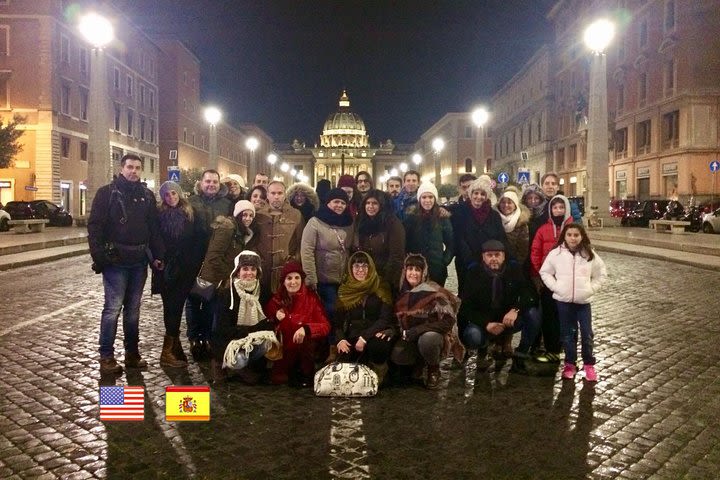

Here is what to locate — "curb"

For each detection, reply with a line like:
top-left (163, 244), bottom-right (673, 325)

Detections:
top-left (594, 242), bottom-right (720, 272)
top-left (0, 236), bottom-right (87, 256)
top-left (0, 246), bottom-right (89, 271)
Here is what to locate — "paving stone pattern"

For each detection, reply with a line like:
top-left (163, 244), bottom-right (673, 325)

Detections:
top-left (0, 254), bottom-right (719, 479)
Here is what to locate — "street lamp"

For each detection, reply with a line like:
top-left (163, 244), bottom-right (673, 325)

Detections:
top-left (432, 137), bottom-right (445, 186)
top-left (472, 107), bottom-right (490, 175)
top-left (245, 136), bottom-right (259, 184)
top-left (399, 162), bottom-right (408, 173)
top-left (204, 106), bottom-right (221, 170)
top-left (412, 153), bottom-right (422, 166)
top-left (267, 152), bottom-right (277, 178)
top-left (79, 12), bottom-right (114, 217)
top-left (583, 18), bottom-right (615, 226)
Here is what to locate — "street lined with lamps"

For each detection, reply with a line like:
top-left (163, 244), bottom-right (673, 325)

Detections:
top-left (204, 106), bottom-right (222, 170)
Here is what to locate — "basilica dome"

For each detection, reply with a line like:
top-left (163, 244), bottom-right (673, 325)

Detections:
top-left (320, 91), bottom-right (369, 148)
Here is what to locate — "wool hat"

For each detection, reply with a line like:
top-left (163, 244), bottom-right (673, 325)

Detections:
top-left (416, 182), bottom-right (438, 201)
top-left (326, 187), bottom-right (349, 204)
top-left (233, 199), bottom-right (255, 218)
top-left (481, 239), bottom-right (506, 253)
top-left (337, 174), bottom-right (357, 189)
top-left (521, 183), bottom-right (544, 204)
top-left (280, 260), bottom-right (306, 281)
top-left (499, 187), bottom-right (520, 209)
top-left (234, 250), bottom-right (261, 270)
top-left (469, 175), bottom-right (498, 206)
top-left (221, 173), bottom-right (246, 188)
top-left (159, 181), bottom-right (182, 200)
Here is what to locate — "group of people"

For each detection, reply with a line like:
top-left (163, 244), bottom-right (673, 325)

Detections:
top-left (88, 154), bottom-right (607, 391)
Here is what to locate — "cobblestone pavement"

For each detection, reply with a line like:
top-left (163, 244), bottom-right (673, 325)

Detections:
top-left (1, 253), bottom-right (720, 479)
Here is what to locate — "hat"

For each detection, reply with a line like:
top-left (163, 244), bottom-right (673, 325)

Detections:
top-left (481, 240), bottom-right (506, 253)
top-left (469, 175), bottom-right (498, 206)
top-left (416, 182), bottom-right (438, 201)
top-left (159, 181), bottom-right (182, 200)
top-left (221, 174), bottom-right (246, 188)
top-left (280, 260), bottom-right (306, 281)
top-left (337, 174), bottom-right (357, 189)
top-left (234, 250), bottom-right (261, 270)
top-left (521, 183), bottom-right (544, 203)
top-left (499, 187), bottom-right (520, 209)
top-left (233, 199), bottom-right (255, 218)
top-left (326, 187), bottom-right (349, 204)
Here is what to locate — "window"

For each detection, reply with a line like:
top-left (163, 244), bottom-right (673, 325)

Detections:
top-left (61, 136), bottom-right (70, 158)
top-left (557, 147), bottom-right (565, 169)
top-left (79, 47), bottom-right (88, 76)
top-left (149, 90), bottom-right (155, 110)
top-left (60, 84), bottom-right (71, 115)
top-left (150, 120), bottom-right (155, 143)
top-left (0, 78), bottom-right (8, 108)
top-left (664, 60), bottom-right (676, 96)
top-left (80, 141), bottom-right (88, 161)
top-left (617, 35), bottom-right (625, 62)
top-left (126, 75), bottom-right (133, 97)
top-left (537, 117), bottom-right (542, 141)
top-left (61, 35), bottom-right (69, 64)
top-left (662, 110), bottom-right (679, 149)
top-left (139, 84), bottom-right (145, 107)
top-left (638, 73), bottom-right (647, 107)
top-left (569, 144), bottom-right (577, 167)
top-left (617, 85), bottom-right (625, 113)
top-left (113, 68), bottom-right (120, 89)
top-left (139, 115), bottom-right (146, 141)
top-left (639, 20), bottom-right (648, 48)
top-left (636, 120), bottom-right (651, 154)
top-left (615, 128), bottom-right (628, 158)
top-left (0, 25), bottom-right (9, 55)
top-left (113, 103), bottom-right (121, 130)
top-left (183, 128), bottom-right (187, 143)
top-left (191, 133), bottom-right (195, 146)
top-left (79, 88), bottom-right (88, 120)
top-left (665, 0), bottom-right (676, 31)
top-left (127, 109), bottom-right (134, 136)
top-left (148, 158), bottom-right (154, 173)
top-left (183, 71), bottom-right (188, 85)
top-left (464, 126), bottom-right (473, 138)
top-left (465, 158), bottom-right (472, 173)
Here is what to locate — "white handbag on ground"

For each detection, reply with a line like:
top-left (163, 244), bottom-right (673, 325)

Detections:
top-left (314, 362), bottom-right (378, 397)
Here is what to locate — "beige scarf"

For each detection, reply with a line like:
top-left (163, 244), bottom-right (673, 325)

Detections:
top-left (231, 278), bottom-right (265, 326)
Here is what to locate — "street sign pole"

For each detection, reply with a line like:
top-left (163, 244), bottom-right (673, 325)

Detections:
top-left (710, 160), bottom-right (720, 211)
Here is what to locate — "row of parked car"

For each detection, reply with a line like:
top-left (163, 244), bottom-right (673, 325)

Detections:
top-left (613, 199), bottom-right (720, 233)
top-left (0, 200), bottom-right (73, 232)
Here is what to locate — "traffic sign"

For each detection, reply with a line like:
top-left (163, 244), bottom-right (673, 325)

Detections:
top-left (168, 170), bottom-right (181, 182)
top-left (498, 172), bottom-right (509, 184)
top-left (517, 171), bottom-right (531, 184)
top-left (710, 160), bottom-right (720, 172)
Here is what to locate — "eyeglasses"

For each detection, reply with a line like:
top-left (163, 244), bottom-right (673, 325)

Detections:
top-left (352, 263), bottom-right (369, 270)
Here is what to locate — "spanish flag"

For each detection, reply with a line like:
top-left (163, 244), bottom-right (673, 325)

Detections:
top-left (165, 386), bottom-right (210, 421)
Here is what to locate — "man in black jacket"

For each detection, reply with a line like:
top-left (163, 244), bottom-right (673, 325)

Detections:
top-left (88, 154), bottom-right (165, 375)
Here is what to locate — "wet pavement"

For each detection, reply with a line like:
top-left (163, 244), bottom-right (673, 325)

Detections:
top-left (1, 253), bottom-right (720, 479)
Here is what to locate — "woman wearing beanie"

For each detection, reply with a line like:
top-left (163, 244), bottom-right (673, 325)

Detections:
top-left (265, 260), bottom-right (331, 386)
top-left (391, 254), bottom-right (464, 390)
top-left (353, 189), bottom-right (406, 293)
top-left (152, 181), bottom-right (196, 367)
top-left (286, 182), bottom-right (319, 223)
top-left (300, 187), bottom-right (355, 360)
top-left (337, 174), bottom-right (360, 217)
top-left (521, 183), bottom-right (547, 243)
top-left (497, 186), bottom-right (531, 267)
top-left (403, 182), bottom-right (454, 286)
top-left (221, 174), bottom-right (247, 213)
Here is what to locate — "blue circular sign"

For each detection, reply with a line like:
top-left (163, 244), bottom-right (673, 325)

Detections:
top-left (711, 160), bottom-right (720, 173)
top-left (498, 172), bottom-right (509, 183)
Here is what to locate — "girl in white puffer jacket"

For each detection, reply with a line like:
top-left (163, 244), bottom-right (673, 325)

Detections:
top-left (540, 223), bottom-right (607, 382)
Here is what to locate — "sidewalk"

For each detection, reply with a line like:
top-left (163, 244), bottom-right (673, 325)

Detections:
top-left (1, 224), bottom-right (720, 271)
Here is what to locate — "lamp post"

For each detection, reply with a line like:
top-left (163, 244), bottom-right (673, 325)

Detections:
top-left (203, 106), bottom-right (221, 170)
top-left (583, 19), bottom-right (615, 226)
top-left (472, 107), bottom-right (489, 175)
top-left (79, 12), bottom-right (113, 217)
top-left (432, 137), bottom-right (445, 186)
top-left (245, 136), bottom-right (259, 184)
top-left (267, 153), bottom-right (278, 179)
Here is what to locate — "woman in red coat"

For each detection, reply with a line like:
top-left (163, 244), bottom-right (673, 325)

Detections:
top-left (265, 260), bottom-right (331, 386)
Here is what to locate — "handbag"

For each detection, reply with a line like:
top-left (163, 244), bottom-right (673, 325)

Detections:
top-left (189, 263), bottom-right (216, 301)
top-left (313, 362), bottom-right (378, 397)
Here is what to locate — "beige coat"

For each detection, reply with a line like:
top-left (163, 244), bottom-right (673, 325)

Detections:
top-left (254, 202), bottom-right (305, 295)
top-left (300, 217), bottom-right (354, 286)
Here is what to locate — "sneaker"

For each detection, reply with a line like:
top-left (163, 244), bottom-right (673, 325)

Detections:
top-left (534, 352), bottom-right (561, 364)
top-left (561, 362), bottom-right (577, 380)
top-left (99, 357), bottom-right (123, 375)
top-left (583, 364), bottom-right (598, 382)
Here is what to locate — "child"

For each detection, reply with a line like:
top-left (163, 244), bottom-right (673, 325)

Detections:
top-left (539, 223), bottom-right (607, 381)
top-left (530, 194), bottom-right (573, 363)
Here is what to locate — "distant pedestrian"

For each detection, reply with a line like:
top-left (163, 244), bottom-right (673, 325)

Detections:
top-left (88, 154), bottom-right (165, 375)
top-left (540, 223), bottom-right (607, 382)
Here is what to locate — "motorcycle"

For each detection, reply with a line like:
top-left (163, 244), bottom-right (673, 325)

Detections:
top-left (663, 200), bottom-right (684, 220)
top-left (681, 204), bottom-right (703, 232)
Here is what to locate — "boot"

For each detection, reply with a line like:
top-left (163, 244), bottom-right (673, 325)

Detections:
top-left (426, 365), bottom-right (441, 390)
top-left (369, 362), bottom-right (388, 386)
top-left (210, 359), bottom-right (226, 384)
top-left (324, 345), bottom-right (338, 365)
top-left (160, 335), bottom-right (187, 368)
top-left (502, 334), bottom-right (514, 359)
top-left (100, 357), bottom-right (123, 375)
top-left (189, 339), bottom-right (203, 360)
top-left (172, 336), bottom-right (188, 362)
top-left (125, 352), bottom-right (148, 369)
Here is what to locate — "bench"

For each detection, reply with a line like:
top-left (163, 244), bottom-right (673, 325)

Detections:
top-left (7, 219), bottom-right (49, 234)
top-left (649, 219), bottom-right (690, 234)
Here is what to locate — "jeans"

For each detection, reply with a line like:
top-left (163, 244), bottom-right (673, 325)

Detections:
top-left (461, 307), bottom-right (542, 354)
top-left (391, 332), bottom-right (444, 366)
top-left (316, 282), bottom-right (339, 341)
top-left (540, 287), bottom-right (561, 354)
top-left (557, 301), bottom-right (595, 366)
top-left (99, 263), bottom-right (148, 358)
top-left (185, 295), bottom-right (217, 341)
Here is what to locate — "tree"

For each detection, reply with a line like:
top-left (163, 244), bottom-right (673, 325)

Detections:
top-left (179, 167), bottom-right (203, 195)
top-left (0, 115), bottom-right (25, 169)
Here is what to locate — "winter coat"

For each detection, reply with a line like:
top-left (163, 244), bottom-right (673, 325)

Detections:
top-left (300, 216), bottom-right (354, 286)
top-left (540, 246), bottom-right (607, 304)
top-left (265, 286), bottom-right (331, 348)
top-left (458, 262), bottom-right (538, 330)
top-left (286, 183), bottom-right (320, 223)
top-left (503, 204), bottom-right (531, 267)
top-left (188, 182), bottom-right (232, 269)
top-left (455, 202), bottom-right (509, 270)
top-left (403, 207), bottom-right (454, 286)
top-left (87, 174), bottom-right (165, 268)
top-left (254, 203), bottom-right (305, 295)
top-left (353, 214), bottom-right (406, 288)
top-left (151, 206), bottom-right (196, 294)
top-left (201, 216), bottom-right (261, 284)
top-left (334, 293), bottom-right (395, 343)
top-left (392, 188), bottom-right (418, 221)
top-left (530, 195), bottom-right (572, 278)
top-left (214, 283), bottom-right (274, 362)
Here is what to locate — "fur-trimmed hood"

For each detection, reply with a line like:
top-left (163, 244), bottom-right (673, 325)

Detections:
top-left (286, 183), bottom-right (320, 210)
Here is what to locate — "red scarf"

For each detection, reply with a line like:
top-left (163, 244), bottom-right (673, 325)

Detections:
top-left (471, 201), bottom-right (491, 224)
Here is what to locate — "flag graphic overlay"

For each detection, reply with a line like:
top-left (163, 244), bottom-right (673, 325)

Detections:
top-left (99, 386), bottom-right (144, 421)
top-left (166, 386), bottom-right (211, 421)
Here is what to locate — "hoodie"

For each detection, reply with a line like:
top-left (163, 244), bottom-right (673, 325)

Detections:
top-left (529, 195), bottom-right (572, 278)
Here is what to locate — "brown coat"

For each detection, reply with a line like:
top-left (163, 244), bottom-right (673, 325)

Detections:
top-left (255, 202), bottom-right (305, 295)
top-left (353, 214), bottom-right (406, 288)
top-left (505, 204), bottom-right (531, 266)
top-left (201, 216), bottom-right (260, 285)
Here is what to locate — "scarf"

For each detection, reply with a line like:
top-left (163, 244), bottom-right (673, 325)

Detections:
top-left (230, 278), bottom-right (265, 325)
top-left (395, 282), bottom-right (461, 330)
top-left (158, 206), bottom-right (189, 242)
top-left (470, 201), bottom-right (491, 224)
top-left (498, 208), bottom-right (521, 233)
top-left (483, 263), bottom-right (506, 311)
top-left (336, 253), bottom-right (393, 311)
top-left (315, 204), bottom-right (353, 227)
top-left (552, 214), bottom-right (565, 227)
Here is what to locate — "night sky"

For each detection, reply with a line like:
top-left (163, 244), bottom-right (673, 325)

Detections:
top-left (113, 0), bottom-right (557, 145)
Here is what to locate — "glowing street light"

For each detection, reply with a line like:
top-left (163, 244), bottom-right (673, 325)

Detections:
top-left (267, 152), bottom-right (278, 177)
top-left (432, 137), bottom-right (445, 186)
top-left (79, 13), bottom-right (114, 48)
top-left (245, 136), bottom-right (259, 184)
top-left (204, 106), bottom-right (222, 169)
top-left (472, 107), bottom-right (490, 175)
top-left (280, 162), bottom-right (290, 172)
top-left (399, 162), bottom-right (408, 173)
top-left (412, 153), bottom-right (423, 165)
top-left (583, 19), bottom-right (615, 54)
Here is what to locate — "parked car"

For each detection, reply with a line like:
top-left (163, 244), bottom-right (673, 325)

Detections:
top-left (610, 199), bottom-right (640, 218)
top-left (621, 200), bottom-right (671, 227)
top-left (0, 208), bottom-right (10, 231)
top-left (699, 200), bottom-right (720, 214)
top-left (702, 208), bottom-right (720, 234)
top-left (3, 200), bottom-right (73, 226)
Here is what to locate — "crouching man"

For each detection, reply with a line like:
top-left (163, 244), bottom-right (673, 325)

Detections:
top-left (458, 240), bottom-right (541, 373)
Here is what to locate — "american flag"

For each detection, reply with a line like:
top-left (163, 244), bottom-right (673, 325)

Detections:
top-left (99, 386), bottom-right (144, 421)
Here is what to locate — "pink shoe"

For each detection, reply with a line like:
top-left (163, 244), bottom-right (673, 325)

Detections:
top-left (583, 364), bottom-right (598, 382)
top-left (561, 362), bottom-right (576, 379)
